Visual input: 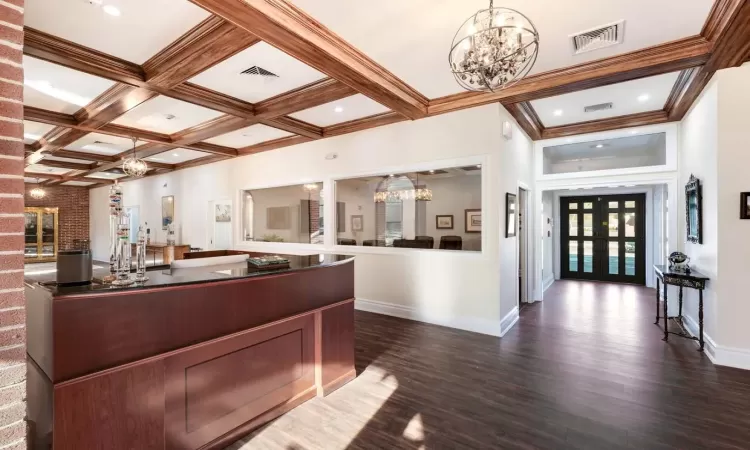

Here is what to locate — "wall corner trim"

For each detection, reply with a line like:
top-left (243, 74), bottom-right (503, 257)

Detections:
top-left (499, 306), bottom-right (519, 337)
top-left (355, 298), bottom-right (502, 337)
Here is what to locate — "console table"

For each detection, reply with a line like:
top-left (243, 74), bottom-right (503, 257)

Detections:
top-left (132, 242), bottom-right (190, 265)
top-left (654, 265), bottom-right (710, 351)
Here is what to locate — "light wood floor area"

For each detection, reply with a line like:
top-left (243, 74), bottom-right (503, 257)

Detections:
top-left (228, 280), bottom-right (750, 449)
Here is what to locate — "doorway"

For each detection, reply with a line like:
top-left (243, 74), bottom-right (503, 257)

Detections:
top-left (207, 200), bottom-right (232, 250)
top-left (560, 194), bottom-right (646, 285)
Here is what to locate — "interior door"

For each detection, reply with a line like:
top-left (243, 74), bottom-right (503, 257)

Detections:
top-left (24, 207), bottom-right (59, 262)
top-left (560, 195), bottom-right (646, 285)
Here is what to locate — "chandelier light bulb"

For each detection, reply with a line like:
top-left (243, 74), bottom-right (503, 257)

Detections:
top-left (30, 186), bottom-right (46, 200)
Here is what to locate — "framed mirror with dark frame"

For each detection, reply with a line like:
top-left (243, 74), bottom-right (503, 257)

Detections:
top-left (685, 174), bottom-right (703, 244)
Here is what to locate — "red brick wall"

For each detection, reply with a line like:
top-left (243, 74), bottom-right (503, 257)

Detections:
top-left (0, 0), bottom-right (27, 448)
top-left (24, 185), bottom-right (90, 250)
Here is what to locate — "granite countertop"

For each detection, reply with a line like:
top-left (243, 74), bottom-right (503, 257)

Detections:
top-left (30, 254), bottom-right (354, 297)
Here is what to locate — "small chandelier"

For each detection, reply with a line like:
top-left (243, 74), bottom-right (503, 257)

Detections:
top-left (374, 174), bottom-right (433, 203)
top-left (122, 137), bottom-right (148, 178)
top-left (449, 1), bottom-right (539, 92)
top-left (30, 179), bottom-right (46, 200)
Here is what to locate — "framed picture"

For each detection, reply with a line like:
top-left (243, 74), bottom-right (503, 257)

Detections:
top-left (267, 206), bottom-right (291, 230)
top-left (465, 209), bottom-right (481, 233)
top-left (741, 192), bottom-right (750, 220)
top-left (215, 204), bottom-right (231, 223)
top-left (436, 214), bottom-right (454, 230)
top-left (685, 174), bottom-right (703, 244)
top-left (351, 215), bottom-right (364, 232)
top-left (506, 193), bottom-right (517, 238)
top-left (161, 195), bottom-right (174, 230)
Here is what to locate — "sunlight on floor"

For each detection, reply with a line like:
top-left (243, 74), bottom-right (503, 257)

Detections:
top-left (228, 365), bottom-right (399, 450)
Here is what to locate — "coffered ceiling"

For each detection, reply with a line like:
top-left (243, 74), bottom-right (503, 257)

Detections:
top-left (19, 0), bottom-right (750, 187)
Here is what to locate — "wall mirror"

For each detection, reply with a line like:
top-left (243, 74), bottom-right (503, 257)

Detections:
top-left (685, 174), bottom-right (703, 244)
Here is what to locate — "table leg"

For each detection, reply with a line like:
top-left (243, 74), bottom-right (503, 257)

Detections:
top-left (655, 277), bottom-right (660, 325)
top-left (698, 289), bottom-right (705, 352)
top-left (662, 283), bottom-right (669, 341)
top-left (678, 285), bottom-right (684, 324)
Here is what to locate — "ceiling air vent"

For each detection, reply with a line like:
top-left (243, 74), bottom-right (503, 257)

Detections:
top-left (570, 20), bottom-right (625, 55)
top-left (240, 66), bottom-right (279, 78)
top-left (584, 102), bottom-right (613, 113)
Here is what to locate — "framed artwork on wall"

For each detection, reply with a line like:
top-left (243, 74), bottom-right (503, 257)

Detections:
top-left (741, 192), bottom-right (750, 220)
top-left (436, 215), bottom-right (454, 230)
top-left (465, 209), bottom-right (481, 233)
top-left (161, 196), bottom-right (174, 230)
top-left (267, 206), bottom-right (291, 230)
top-left (215, 204), bottom-right (231, 223)
top-left (685, 175), bottom-right (703, 244)
top-left (351, 215), bottom-right (364, 232)
top-left (506, 193), bottom-right (517, 238)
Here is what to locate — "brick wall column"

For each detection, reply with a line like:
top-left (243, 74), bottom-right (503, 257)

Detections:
top-left (0, 0), bottom-right (27, 449)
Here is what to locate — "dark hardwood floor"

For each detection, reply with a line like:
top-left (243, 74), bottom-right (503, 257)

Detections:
top-left (228, 280), bottom-right (750, 449)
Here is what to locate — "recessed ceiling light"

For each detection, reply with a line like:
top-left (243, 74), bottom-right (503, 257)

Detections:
top-left (476, 164), bottom-right (482, 168)
top-left (102, 4), bottom-right (121, 16)
top-left (596, 144), bottom-right (604, 148)
top-left (637, 94), bottom-right (650, 102)
top-left (429, 170), bottom-right (435, 174)
top-left (553, 109), bottom-right (563, 116)
top-left (630, 129), bottom-right (639, 135)
top-left (334, 106), bottom-right (344, 113)
top-left (389, 174), bottom-right (395, 177)
top-left (172, 153), bottom-right (179, 157)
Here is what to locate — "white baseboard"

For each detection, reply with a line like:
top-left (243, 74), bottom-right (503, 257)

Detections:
top-left (355, 298), bottom-right (501, 337)
top-left (543, 276), bottom-right (555, 292)
top-left (500, 306), bottom-right (519, 337)
top-left (682, 314), bottom-right (750, 370)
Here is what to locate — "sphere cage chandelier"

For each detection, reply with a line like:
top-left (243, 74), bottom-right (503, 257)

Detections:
top-left (29, 178), bottom-right (46, 200)
top-left (122, 137), bottom-right (148, 178)
top-left (449, 1), bottom-right (540, 92)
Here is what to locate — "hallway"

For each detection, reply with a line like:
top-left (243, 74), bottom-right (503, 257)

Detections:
top-left (229, 281), bottom-right (750, 449)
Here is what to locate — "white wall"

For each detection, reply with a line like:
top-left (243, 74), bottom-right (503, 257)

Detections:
top-left (90, 104), bottom-right (534, 336)
top-left (541, 191), bottom-right (554, 290)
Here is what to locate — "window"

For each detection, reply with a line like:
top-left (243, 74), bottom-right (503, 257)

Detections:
top-left (241, 182), bottom-right (324, 244)
top-left (334, 165), bottom-right (482, 251)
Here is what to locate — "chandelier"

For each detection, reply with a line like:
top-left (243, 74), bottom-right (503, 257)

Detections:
top-left (449, 1), bottom-right (539, 92)
top-left (373, 175), bottom-right (433, 203)
top-left (122, 137), bottom-right (148, 178)
top-left (29, 180), bottom-right (45, 200)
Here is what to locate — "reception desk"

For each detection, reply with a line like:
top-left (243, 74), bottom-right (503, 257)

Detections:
top-left (26, 254), bottom-right (355, 450)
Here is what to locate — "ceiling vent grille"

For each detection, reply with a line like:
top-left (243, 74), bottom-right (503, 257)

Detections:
top-left (570, 20), bottom-right (625, 55)
top-left (584, 102), bottom-right (614, 113)
top-left (240, 66), bottom-right (279, 78)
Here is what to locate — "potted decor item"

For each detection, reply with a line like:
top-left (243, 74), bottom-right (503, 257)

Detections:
top-left (668, 252), bottom-right (690, 273)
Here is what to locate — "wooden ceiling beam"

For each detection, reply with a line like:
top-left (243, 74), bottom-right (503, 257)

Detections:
top-left (73, 84), bottom-right (158, 128)
top-left (505, 102), bottom-right (544, 141)
top-left (253, 78), bottom-right (357, 119)
top-left (165, 83), bottom-right (255, 118)
top-left (29, 159), bottom-right (97, 171)
top-left (665, 0), bottom-right (750, 121)
top-left (189, 0), bottom-right (427, 119)
top-left (175, 154), bottom-right (233, 170)
top-left (170, 115), bottom-right (256, 146)
top-left (261, 117), bottom-right (322, 139)
top-left (541, 111), bottom-right (671, 140)
top-left (24, 27), bottom-right (145, 86)
top-left (238, 135), bottom-right (313, 156)
top-left (142, 16), bottom-right (260, 88)
top-left (431, 36), bottom-right (711, 116)
top-left (52, 149), bottom-right (118, 163)
top-left (323, 112), bottom-right (406, 138)
top-left (25, 171), bottom-right (65, 180)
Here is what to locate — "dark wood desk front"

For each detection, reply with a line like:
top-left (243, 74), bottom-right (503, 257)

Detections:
top-left (26, 258), bottom-right (355, 450)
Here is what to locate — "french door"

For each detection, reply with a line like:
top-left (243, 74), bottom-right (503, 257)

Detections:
top-left (561, 194), bottom-right (646, 285)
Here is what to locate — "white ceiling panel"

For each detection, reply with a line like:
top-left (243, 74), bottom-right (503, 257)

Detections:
top-left (61, 181), bottom-right (96, 187)
top-left (531, 72), bottom-right (681, 127)
top-left (68, 132), bottom-right (134, 155)
top-left (24, 177), bottom-right (47, 183)
top-left (189, 42), bottom-right (327, 103)
top-left (204, 124), bottom-right (292, 148)
top-left (111, 96), bottom-right (223, 134)
top-left (44, 155), bottom-right (95, 164)
top-left (23, 56), bottom-right (115, 114)
top-left (146, 148), bottom-right (209, 164)
top-left (87, 172), bottom-right (126, 180)
top-left (290, 94), bottom-right (390, 127)
top-left (289, 0), bottom-right (713, 98)
top-left (25, 0), bottom-right (210, 64)
top-left (25, 165), bottom-right (71, 175)
top-left (23, 120), bottom-right (55, 144)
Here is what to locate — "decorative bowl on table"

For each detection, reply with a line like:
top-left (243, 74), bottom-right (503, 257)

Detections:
top-left (668, 252), bottom-right (690, 272)
top-left (247, 255), bottom-right (290, 269)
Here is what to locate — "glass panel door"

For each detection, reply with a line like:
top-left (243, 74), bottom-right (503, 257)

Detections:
top-left (24, 207), bottom-right (59, 263)
top-left (561, 195), bottom-right (645, 284)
